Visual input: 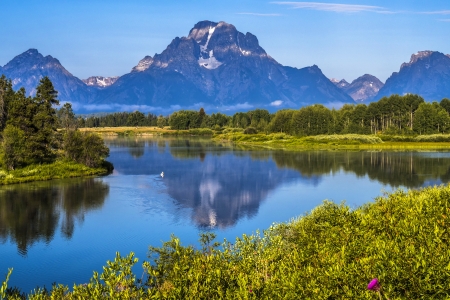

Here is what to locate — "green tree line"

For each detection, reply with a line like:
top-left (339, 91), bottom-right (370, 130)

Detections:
top-left (165, 94), bottom-right (450, 135)
top-left (78, 111), bottom-right (163, 128)
top-left (74, 94), bottom-right (450, 136)
top-left (267, 95), bottom-right (450, 136)
top-left (0, 75), bottom-right (109, 171)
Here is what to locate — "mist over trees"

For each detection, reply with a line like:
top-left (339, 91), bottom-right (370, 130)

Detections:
top-left (80, 94), bottom-right (450, 136)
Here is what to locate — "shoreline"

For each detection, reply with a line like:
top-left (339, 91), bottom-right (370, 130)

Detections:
top-left (0, 160), bottom-right (112, 185)
top-left (80, 127), bottom-right (450, 150)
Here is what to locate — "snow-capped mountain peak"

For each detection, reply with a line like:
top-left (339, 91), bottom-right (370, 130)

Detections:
top-left (82, 76), bottom-right (119, 88)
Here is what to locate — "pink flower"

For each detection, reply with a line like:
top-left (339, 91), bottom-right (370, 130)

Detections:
top-left (367, 278), bottom-right (381, 291)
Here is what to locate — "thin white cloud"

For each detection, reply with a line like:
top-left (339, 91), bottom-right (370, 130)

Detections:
top-left (272, 2), bottom-right (391, 13)
top-left (439, 19), bottom-right (450, 22)
top-left (237, 12), bottom-right (282, 16)
top-left (422, 10), bottom-right (450, 15)
top-left (270, 100), bottom-right (284, 106)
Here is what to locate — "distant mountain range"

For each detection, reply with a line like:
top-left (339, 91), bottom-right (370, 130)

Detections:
top-left (1, 20), bottom-right (450, 113)
top-left (331, 74), bottom-right (384, 102)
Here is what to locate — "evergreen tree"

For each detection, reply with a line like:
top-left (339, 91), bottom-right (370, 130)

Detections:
top-left (1, 125), bottom-right (26, 170)
top-left (58, 102), bottom-right (77, 131)
top-left (31, 77), bottom-right (60, 163)
top-left (0, 75), bottom-right (15, 131)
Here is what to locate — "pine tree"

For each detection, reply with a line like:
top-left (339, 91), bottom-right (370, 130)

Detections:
top-left (31, 77), bottom-right (60, 163)
top-left (0, 75), bottom-right (15, 131)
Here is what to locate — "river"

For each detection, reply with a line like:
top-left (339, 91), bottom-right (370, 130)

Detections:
top-left (1, 137), bottom-right (450, 293)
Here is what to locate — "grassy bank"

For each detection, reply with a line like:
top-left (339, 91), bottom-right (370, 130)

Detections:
top-left (3, 185), bottom-right (450, 298)
top-left (0, 160), bottom-right (112, 185)
top-left (215, 132), bottom-right (450, 150)
top-left (80, 127), bottom-right (213, 136)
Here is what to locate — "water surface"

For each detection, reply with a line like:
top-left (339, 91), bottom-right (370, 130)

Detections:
top-left (1, 137), bottom-right (450, 292)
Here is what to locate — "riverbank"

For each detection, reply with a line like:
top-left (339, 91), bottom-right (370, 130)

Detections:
top-left (2, 184), bottom-right (450, 298)
top-left (80, 126), bottom-right (213, 136)
top-left (214, 132), bottom-right (450, 150)
top-left (81, 127), bottom-right (450, 150)
top-left (0, 160), bottom-right (112, 185)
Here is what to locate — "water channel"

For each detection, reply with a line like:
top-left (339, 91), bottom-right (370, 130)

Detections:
top-left (1, 137), bottom-right (450, 292)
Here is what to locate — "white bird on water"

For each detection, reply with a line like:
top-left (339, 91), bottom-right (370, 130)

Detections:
top-left (160, 172), bottom-right (164, 178)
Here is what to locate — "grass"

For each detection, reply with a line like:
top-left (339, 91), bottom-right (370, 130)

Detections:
top-left (0, 160), bottom-right (111, 185)
top-left (80, 127), bottom-right (214, 136)
top-left (215, 132), bottom-right (450, 150)
top-left (80, 126), bottom-right (171, 136)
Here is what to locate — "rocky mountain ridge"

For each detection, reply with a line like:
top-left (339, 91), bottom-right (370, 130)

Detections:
top-left (374, 50), bottom-right (450, 101)
top-left (97, 20), bottom-right (354, 110)
top-left (2, 24), bottom-right (450, 112)
top-left (332, 74), bottom-right (384, 102)
top-left (0, 49), bottom-right (96, 105)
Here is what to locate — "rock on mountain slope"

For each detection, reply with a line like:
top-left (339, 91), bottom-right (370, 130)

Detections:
top-left (332, 74), bottom-right (384, 102)
top-left (374, 51), bottom-right (450, 101)
top-left (0, 49), bottom-right (96, 104)
top-left (99, 20), bottom-right (354, 110)
top-left (82, 76), bottom-right (119, 88)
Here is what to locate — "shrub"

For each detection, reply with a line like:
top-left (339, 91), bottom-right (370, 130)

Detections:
top-left (243, 127), bottom-right (258, 134)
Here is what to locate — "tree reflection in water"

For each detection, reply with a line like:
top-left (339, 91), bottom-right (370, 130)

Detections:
top-left (271, 151), bottom-right (450, 189)
top-left (164, 143), bottom-right (450, 228)
top-left (0, 178), bottom-right (109, 255)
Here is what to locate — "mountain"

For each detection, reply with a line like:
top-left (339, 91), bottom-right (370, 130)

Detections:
top-left (82, 76), bottom-right (119, 88)
top-left (331, 78), bottom-right (349, 89)
top-left (0, 49), bottom-right (96, 104)
top-left (333, 74), bottom-right (383, 102)
top-left (98, 20), bottom-right (354, 111)
top-left (374, 51), bottom-right (450, 101)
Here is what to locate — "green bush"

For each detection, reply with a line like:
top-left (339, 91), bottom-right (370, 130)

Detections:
top-left (243, 127), bottom-right (258, 134)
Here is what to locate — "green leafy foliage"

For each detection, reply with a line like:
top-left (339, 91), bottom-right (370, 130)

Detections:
top-left (80, 133), bottom-right (110, 168)
top-left (0, 269), bottom-right (12, 300)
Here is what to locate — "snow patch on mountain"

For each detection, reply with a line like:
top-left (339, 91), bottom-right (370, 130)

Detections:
top-left (82, 76), bottom-right (118, 88)
top-left (199, 26), bottom-right (216, 52)
top-left (198, 50), bottom-right (223, 69)
top-left (196, 25), bottom-right (223, 69)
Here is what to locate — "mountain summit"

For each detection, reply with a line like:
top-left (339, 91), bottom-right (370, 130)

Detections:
top-left (0, 48), bottom-right (96, 104)
top-left (333, 74), bottom-right (384, 102)
top-left (374, 51), bottom-right (450, 101)
top-left (99, 20), bottom-right (354, 110)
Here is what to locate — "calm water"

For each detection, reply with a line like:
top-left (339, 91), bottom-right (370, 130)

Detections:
top-left (1, 137), bottom-right (450, 292)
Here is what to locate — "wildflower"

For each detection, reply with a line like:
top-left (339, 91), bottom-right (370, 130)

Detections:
top-left (367, 278), bottom-right (380, 291)
top-left (367, 278), bottom-right (390, 300)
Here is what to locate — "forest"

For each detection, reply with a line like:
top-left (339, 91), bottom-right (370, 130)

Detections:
top-left (0, 75), bottom-right (110, 175)
top-left (81, 94), bottom-right (450, 136)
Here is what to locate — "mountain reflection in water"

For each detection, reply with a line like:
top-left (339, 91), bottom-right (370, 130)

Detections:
top-left (0, 178), bottom-right (109, 255)
top-left (108, 138), bottom-right (450, 229)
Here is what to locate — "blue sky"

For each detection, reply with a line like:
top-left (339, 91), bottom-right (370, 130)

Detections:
top-left (1, 1), bottom-right (450, 82)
